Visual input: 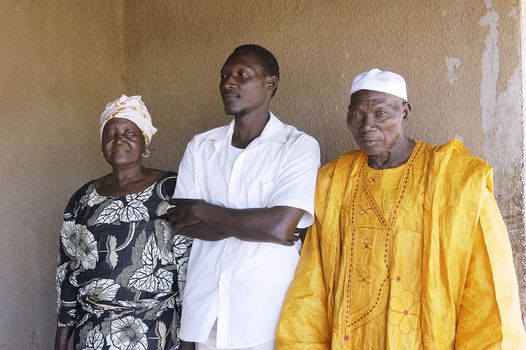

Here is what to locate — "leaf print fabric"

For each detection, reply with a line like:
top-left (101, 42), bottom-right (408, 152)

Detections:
top-left (80, 279), bottom-right (120, 302)
top-left (76, 225), bottom-right (98, 270)
top-left (83, 326), bottom-right (104, 350)
top-left (129, 235), bottom-right (173, 294)
top-left (109, 316), bottom-right (148, 350)
top-left (94, 184), bottom-right (153, 225)
top-left (55, 172), bottom-right (191, 350)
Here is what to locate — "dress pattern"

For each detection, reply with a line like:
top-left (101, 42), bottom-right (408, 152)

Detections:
top-left (341, 141), bottom-right (425, 347)
top-left (56, 172), bottom-right (192, 350)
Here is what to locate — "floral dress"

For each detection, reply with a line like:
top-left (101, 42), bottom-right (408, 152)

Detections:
top-left (56, 172), bottom-right (192, 350)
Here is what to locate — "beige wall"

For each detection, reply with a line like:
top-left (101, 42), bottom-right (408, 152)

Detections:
top-left (1, 0), bottom-right (525, 348)
top-left (0, 1), bottom-right (125, 348)
top-left (124, 0), bottom-right (526, 321)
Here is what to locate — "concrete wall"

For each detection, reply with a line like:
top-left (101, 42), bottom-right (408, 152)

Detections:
top-left (0, 1), bottom-right (125, 348)
top-left (1, 1), bottom-right (525, 348)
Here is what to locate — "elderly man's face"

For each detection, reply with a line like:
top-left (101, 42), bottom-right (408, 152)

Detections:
top-left (347, 90), bottom-right (409, 156)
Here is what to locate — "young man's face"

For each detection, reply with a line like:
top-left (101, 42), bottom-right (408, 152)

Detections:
top-left (219, 51), bottom-right (276, 117)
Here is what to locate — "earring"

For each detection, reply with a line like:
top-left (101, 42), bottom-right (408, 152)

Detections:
top-left (142, 149), bottom-right (150, 158)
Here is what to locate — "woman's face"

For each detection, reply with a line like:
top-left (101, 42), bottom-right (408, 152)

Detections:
top-left (101, 118), bottom-right (145, 168)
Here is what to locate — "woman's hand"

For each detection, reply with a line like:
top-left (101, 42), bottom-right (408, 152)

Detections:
top-left (54, 326), bottom-right (74, 350)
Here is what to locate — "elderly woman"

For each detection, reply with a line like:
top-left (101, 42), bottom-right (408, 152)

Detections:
top-left (54, 95), bottom-right (192, 350)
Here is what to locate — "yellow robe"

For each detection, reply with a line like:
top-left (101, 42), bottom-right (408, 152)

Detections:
top-left (277, 140), bottom-right (526, 349)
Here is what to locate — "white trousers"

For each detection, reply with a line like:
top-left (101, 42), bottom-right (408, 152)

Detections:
top-left (195, 322), bottom-right (275, 350)
top-left (196, 341), bottom-right (274, 350)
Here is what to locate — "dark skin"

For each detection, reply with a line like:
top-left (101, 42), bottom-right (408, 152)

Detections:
top-left (54, 117), bottom-right (195, 350)
top-left (347, 89), bottom-right (415, 169)
top-left (168, 50), bottom-right (304, 245)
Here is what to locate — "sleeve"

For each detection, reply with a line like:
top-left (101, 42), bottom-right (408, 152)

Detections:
top-left (56, 193), bottom-right (81, 327)
top-left (267, 134), bottom-right (320, 228)
top-left (174, 137), bottom-right (201, 199)
top-left (276, 214), bottom-right (331, 350)
top-left (455, 187), bottom-right (526, 349)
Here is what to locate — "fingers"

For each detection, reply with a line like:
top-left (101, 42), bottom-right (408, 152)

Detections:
top-left (173, 222), bottom-right (184, 233)
top-left (279, 233), bottom-right (299, 246)
top-left (169, 198), bottom-right (194, 205)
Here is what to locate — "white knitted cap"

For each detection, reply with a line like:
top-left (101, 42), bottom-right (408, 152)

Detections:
top-left (350, 68), bottom-right (407, 101)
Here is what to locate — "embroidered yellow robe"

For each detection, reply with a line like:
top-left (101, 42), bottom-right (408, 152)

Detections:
top-left (276, 140), bottom-right (526, 349)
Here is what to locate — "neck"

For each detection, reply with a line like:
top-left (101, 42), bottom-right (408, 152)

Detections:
top-left (110, 163), bottom-right (145, 188)
top-left (367, 137), bottom-right (416, 169)
top-left (232, 110), bottom-right (270, 148)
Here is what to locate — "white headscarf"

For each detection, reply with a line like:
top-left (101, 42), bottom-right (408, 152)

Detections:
top-left (350, 68), bottom-right (408, 101)
top-left (100, 95), bottom-right (157, 145)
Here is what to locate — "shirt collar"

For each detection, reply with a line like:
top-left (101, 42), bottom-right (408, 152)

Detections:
top-left (211, 111), bottom-right (288, 146)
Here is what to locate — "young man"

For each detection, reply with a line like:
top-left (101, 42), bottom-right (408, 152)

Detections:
top-left (169, 45), bottom-right (320, 350)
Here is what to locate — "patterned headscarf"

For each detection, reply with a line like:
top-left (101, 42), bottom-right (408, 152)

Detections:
top-left (100, 95), bottom-right (158, 145)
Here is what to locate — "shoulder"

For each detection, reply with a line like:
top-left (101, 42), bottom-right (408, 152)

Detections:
top-left (424, 140), bottom-right (494, 204)
top-left (279, 119), bottom-right (319, 146)
top-left (63, 180), bottom-right (96, 214)
top-left (156, 171), bottom-right (178, 199)
top-left (277, 123), bottom-right (320, 162)
top-left (70, 180), bottom-right (96, 201)
top-left (318, 150), bottom-right (363, 180)
top-left (433, 139), bottom-right (492, 178)
top-left (189, 124), bottom-right (230, 144)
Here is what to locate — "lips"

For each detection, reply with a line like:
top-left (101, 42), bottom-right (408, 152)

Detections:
top-left (111, 147), bottom-right (128, 154)
top-left (222, 93), bottom-right (239, 101)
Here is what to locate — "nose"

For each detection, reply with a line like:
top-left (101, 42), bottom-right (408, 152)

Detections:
top-left (113, 132), bottom-right (126, 144)
top-left (221, 75), bottom-right (236, 91)
top-left (359, 114), bottom-right (376, 132)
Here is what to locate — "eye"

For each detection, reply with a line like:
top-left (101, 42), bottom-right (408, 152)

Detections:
top-left (375, 111), bottom-right (388, 120)
top-left (348, 111), bottom-right (363, 121)
top-left (220, 73), bottom-right (228, 79)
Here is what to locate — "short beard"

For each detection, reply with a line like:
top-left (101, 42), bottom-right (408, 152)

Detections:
top-left (225, 107), bottom-right (248, 118)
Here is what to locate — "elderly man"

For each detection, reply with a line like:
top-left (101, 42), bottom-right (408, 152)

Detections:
top-left (277, 68), bottom-right (526, 349)
top-left (169, 45), bottom-right (320, 350)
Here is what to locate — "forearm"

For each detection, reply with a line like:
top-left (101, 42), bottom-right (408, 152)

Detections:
top-left (179, 340), bottom-right (195, 350)
top-left (176, 222), bottom-right (229, 241)
top-left (193, 202), bottom-right (303, 244)
top-left (54, 326), bottom-right (74, 350)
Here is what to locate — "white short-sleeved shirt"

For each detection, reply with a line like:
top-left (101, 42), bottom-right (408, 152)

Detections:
top-left (175, 112), bottom-right (320, 348)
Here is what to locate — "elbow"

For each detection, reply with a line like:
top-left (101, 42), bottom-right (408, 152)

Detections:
top-left (262, 218), bottom-right (297, 243)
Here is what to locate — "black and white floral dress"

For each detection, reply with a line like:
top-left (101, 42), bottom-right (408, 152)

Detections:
top-left (56, 172), bottom-right (192, 350)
